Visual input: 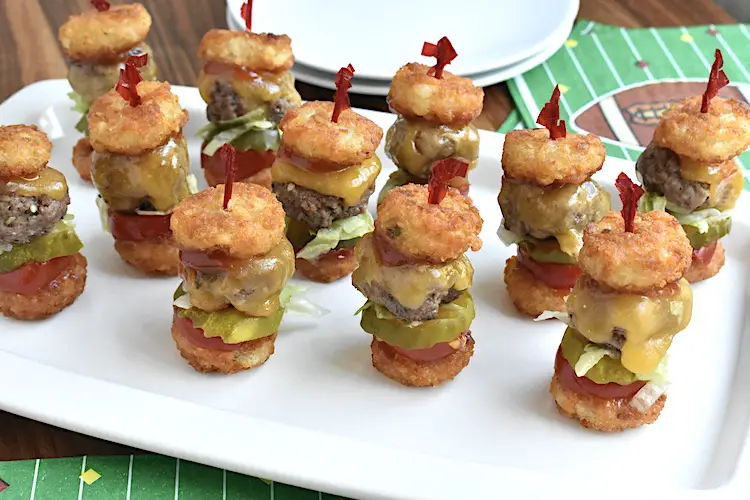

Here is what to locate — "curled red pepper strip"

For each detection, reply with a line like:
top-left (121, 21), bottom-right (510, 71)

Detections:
top-left (701, 48), bottom-right (729, 113)
top-left (115, 54), bottom-right (148, 107)
top-left (218, 143), bottom-right (237, 210)
top-left (422, 36), bottom-right (457, 79)
top-left (90, 0), bottom-right (110, 12)
top-left (332, 64), bottom-right (355, 123)
top-left (428, 158), bottom-right (469, 204)
top-left (241, 1), bottom-right (253, 31)
top-left (536, 85), bottom-right (566, 140)
top-left (615, 172), bottom-right (644, 233)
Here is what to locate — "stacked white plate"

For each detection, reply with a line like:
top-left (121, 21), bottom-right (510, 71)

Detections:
top-left (225, 0), bottom-right (579, 95)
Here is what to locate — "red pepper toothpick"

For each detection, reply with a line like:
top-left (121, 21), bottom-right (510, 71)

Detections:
top-left (428, 158), bottom-right (469, 204)
top-left (240, 1), bottom-right (253, 31)
top-left (537, 85), bottom-right (566, 140)
top-left (615, 172), bottom-right (644, 233)
top-left (332, 64), bottom-right (355, 123)
top-left (701, 48), bottom-right (729, 113)
top-left (115, 54), bottom-right (148, 107)
top-left (218, 143), bottom-right (237, 210)
top-left (90, 0), bottom-right (110, 12)
top-left (422, 36), bottom-right (457, 79)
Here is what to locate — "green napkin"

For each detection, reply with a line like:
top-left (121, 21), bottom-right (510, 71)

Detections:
top-left (504, 19), bottom-right (750, 191)
top-left (0, 455), bottom-right (349, 499)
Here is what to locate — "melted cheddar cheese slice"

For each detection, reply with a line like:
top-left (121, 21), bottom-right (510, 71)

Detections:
top-left (679, 157), bottom-right (743, 210)
top-left (567, 277), bottom-right (692, 374)
top-left (352, 234), bottom-right (473, 310)
top-left (2, 167), bottom-right (68, 201)
top-left (272, 155), bottom-right (381, 207)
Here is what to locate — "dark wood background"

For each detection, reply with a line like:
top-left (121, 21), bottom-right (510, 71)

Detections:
top-left (0, 0), bottom-right (735, 461)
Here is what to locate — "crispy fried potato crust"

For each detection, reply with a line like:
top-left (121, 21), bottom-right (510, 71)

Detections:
top-left (0, 253), bottom-right (87, 320)
top-left (58, 3), bottom-right (151, 62)
top-left (172, 323), bottom-right (277, 374)
top-left (654, 96), bottom-right (750, 163)
top-left (171, 183), bottom-right (285, 259)
top-left (295, 252), bottom-right (358, 283)
top-left (88, 81), bottom-right (188, 155)
top-left (204, 163), bottom-right (272, 190)
top-left (502, 128), bottom-right (605, 185)
top-left (550, 371), bottom-right (666, 432)
top-left (72, 137), bottom-right (94, 183)
top-left (371, 337), bottom-right (474, 387)
top-left (578, 211), bottom-right (692, 293)
top-left (375, 184), bottom-right (482, 264)
top-left (280, 102), bottom-right (383, 167)
top-left (504, 256), bottom-right (568, 317)
top-left (114, 238), bottom-right (180, 275)
top-left (387, 63), bottom-right (483, 128)
top-left (0, 125), bottom-right (52, 178)
top-left (684, 240), bottom-right (725, 283)
top-left (198, 30), bottom-right (294, 72)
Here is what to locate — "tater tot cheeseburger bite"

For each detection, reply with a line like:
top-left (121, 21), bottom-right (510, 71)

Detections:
top-left (382, 37), bottom-right (483, 200)
top-left (636, 50), bottom-right (748, 283)
top-left (170, 145), bottom-right (294, 374)
top-left (498, 86), bottom-right (610, 317)
top-left (550, 174), bottom-right (693, 432)
top-left (59, 0), bottom-right (158, 183)
top-left (90, 56), bottom-right (194, 275)
top-left (273, 65), bottom-right (383, 283)
top-left (353, 160), bottom-right (482, 387)
top-left (196, 1), bottom-right (302, 190)
top-left (0, 125), bottom-right (87, 320)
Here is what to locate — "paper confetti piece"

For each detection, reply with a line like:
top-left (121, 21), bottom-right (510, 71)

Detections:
top-left (0, 477), bottom-right (8, 493)
top-left (558, 84), bottom-right (569, 94)
top-left (636, 60), bottom-right (649, 68)
top-left (565, 39), bottom-right (578, 48)
top-left (80, 469), bottom-right (101, 485)
top-left (680, 33), bottom-right (694, 43)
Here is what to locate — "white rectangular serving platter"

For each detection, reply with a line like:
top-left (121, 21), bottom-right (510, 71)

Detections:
top-left (1, 80), bottom-right (750, 500)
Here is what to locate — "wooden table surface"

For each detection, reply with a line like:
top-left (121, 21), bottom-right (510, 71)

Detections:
top-left (0, 0), bottom-right (736, 461)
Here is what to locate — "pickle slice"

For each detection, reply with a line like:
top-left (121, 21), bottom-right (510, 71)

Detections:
top-left (0, 220), bottom-right (83, 273)
top-left (360, 292), bottom-right (475, 349)
top-left (682, 217), bottom-right (731, 249)
top-left (517, 237), bottom-right (577, 265)
top-left (560, 328), bottom-right (638, 386)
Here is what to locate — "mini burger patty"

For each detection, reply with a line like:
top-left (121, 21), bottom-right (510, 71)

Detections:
top-left (357, 281), bottom-right (461, 322)
top-left (0, 193), bottom-right (69, 245)
top-left (207, 81), bottom-right (296, 124)
top-left (272, 182), bottom-right (373, 229)
top-left (636, 143), bottom-right (709, 212)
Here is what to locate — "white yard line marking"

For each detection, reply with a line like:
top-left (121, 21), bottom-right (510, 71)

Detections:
top-left (681, 27), bottom-right (711, 70)
top-left (591, 32), bottom-right (625, 87)
top-left (711, 27), bottom-right (750, 81)
top-left (270, 480), bottom-right (275, 500)
top-left (600, 96), bottom-right (640, 147)
top-left (29, 459), bottom-right (40, 500)
top-left (222, 469), bottom-right (227, 500)
top-left (541, 62), bottom-right (573, 116)
top-left (620, 28), bottom-right (655, 80)
top-left (174, 458), bottom-right (180, 500)
top-left (77, 456), bottom-right (87, 500)
top-left (318, 491), bottom-right (323, 500)
top-left (649, 28), bottom-right (686, 79)
top-left (513, 74), bottom-right (540, 118)
top-left (739, 24), bottom-right (750, 41)
top-left (126, 455), bottom-right (134, 500)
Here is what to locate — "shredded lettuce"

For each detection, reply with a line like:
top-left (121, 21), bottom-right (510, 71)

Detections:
top-left (574, 344), bottom-right (620, 377)
top-left (296, 212), bottom-right (373, 261)
top-left (68, 91), bottom-right (89, 114)
top-left (630, 381), bottom-right (670, 413)
top-left (198, 109), bottom-right (278, 156)
top-left (279, 283), bottom-right (330, 316)
top-left (534, 310), bottom-right (573, 327)
top-left (635, 355), bottom-right (669, 385)
top-left (0, 243), bottom-right (12, 255)
top-left (96, 196), bottom-right (110, 233)
top-left (354, 300), bottom-right (373, 316)
top-left (187, 173), bottom-right (199, 194)
top-left (638, 192), bottom-right (667, 212)
top-left (497, 222), bottom-right (523, 246)
top-left (673, 208), bottom-right (729, 234)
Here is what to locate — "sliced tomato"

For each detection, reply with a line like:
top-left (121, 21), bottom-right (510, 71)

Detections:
top-left (385, 331), bottom-right (472, 362)
top-left (373, 232), bottom-right (413, 267)
top-left (173, 309), bottom-right (243, 352)
top-left (516, 248), bottom-right (582, 290)
top-left (109, 211), bottom-right (172, 242)
top-left (555, 348), bottom-right (645, 399)
top-left (179, 250), bottom-right (236, 272)
top-left (201, 145), bottom-right (275, 184)
top-left (0, 255), bottom-right (74, 295)
top-left (692, 241), bottom-right (718, 266)
top-left (277, 145), bottom-right (348, 174)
